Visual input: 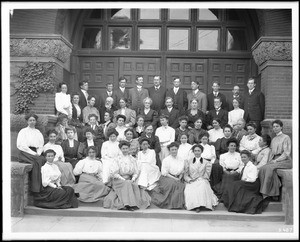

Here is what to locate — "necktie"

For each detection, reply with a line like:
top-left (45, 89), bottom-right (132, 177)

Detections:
top-left (249, 90), bottom-right (252, 95)
top-left (108, 92), bottom-right (112, 97)
top-left (240, 166), bottom-right (245, 179)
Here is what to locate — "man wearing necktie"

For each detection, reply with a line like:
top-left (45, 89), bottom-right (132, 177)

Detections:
top-left (228, 85), bottom-right (245, 111)
top-left (128, 76), bottom-right (149, 113)
top-left (206, 97), bottom-right (228, 130)
top-left (159, 97), bottom-right (180, 129)
top-left (78, 81), bottom-right (89, 110)
top-left (114, 76), bottom-right (130, 109)
top-left (148, 75), bottom-right (166, 113)
top-left (207, 81), bottom-right (228, 112)
top-left (97, 82), bottom-right (117, 120)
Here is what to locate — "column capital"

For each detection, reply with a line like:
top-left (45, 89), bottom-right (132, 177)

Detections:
top-left (251, 37), bottom-right (292, 67)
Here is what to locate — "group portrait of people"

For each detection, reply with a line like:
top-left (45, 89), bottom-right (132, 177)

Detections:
top-left (16, 74), bottom-right (292, 214)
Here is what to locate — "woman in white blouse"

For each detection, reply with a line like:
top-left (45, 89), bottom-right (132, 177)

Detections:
top-left (207, 118), bottom-right (224, 144)
top-left (239, 122), bottom-right (261, 156)
top-left (55, 82), bottom-right (72, 119)
top-left (17, 113), bottom-right (46, 193)
top-left (221, 150), bottom-right (266, 214)
top-left (136, 138), bottom-right (161, 191)
top-left (114, 114), bottom-right (127, 141)
top-left (149, 142), bottom-right (186, 209)
top-left (184, 144), bottom-right (218, 212)
top-left (73, 146), bottom-right (111, 203)
top-left (43, 129), bottom-right (75, 186)
top-left (228, 98), bottom-right (245, 129)
top-left (103, 141), bottom-right (151, 211)
top-left (177, 133), bottom-right (193, 161)
top-left (34, 149), bottom-right (78, 209)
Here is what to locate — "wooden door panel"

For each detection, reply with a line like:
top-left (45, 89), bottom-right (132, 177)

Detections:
top-left (119, 57), bottom-right (161, 88)
top-left (166, 58), bottom-right (208, 92)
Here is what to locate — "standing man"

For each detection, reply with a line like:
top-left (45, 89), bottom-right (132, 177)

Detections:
top-left (228, 85), bottom-right (244, 111)
top-left (114, 76), bottom-right (129, 108)
top-left (243, 77), bottom-right (265, 135)
top-left (97, 82), bottom-right (117, 112)
top-left (148, 75), bottom-right (166, 113)
top-left (166, 77), bottom-right (188, 115)
top-left (78, 81), bottom-right (89, 110)
top-left (187, 80), bottom-right (207, 113)
top-left (128, 76), bottom-right (149, 114)
top-left (207, 81), bottom-right (228, 112)
top-left (159, 97), bottom-right (180, 129)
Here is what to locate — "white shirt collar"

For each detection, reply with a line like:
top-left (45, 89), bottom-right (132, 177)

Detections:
top-left (155, 85), bottom-right (160, 90)
top-left (119, 87), bottom-right (125, 91)
top-left (276, 131), bottom-right (283, 136)
top-left (193, 89), bottom-right (199, 95)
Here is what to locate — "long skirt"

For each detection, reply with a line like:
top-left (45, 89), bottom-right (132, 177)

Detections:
top-left (34, 186), bottom-right (78, 209)
top-left (137, 163), bottom-right (160, 189)
top-left (54, 161), bottom-right (76, 187)
top-left (214, 172), bottom-right (240, 199)
top-left (103, 179), bottom-right (151, 210)
top-left (159, 146), bottom-right (169, 163)
top-left (209, 161), bottom-right (223, 187)
top-left (259, 159), bottom-right (292, 197)
top-left (149, 176), bottom-right (185, 209)
top-left (184, 178), bottom-right (218, 210)
top-left (222, 179), bottom-right (268, 214)
top-left (18, 151), bottom-right (46, 193)
top-left (73, 173), bottom-right (111, 202)
top-left (101, 158), bottom-right (115, 184)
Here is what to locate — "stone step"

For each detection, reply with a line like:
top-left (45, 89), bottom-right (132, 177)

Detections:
top-left (214, 201), bottom-right (283, 212)
top-left (24, 204), bottom-right (285, 222)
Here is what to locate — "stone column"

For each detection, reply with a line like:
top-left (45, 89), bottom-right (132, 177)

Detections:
top-left (251, 37), bottom-right (292, 139)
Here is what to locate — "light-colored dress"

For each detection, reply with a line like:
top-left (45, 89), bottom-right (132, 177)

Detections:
top-left (43, 143), bottom-right (75, 186)
top-left (82, 106), bottom-right (100, 124)
top-left (228, 108), bottom-right (245, 128)
top-left (239, 134), bottom-right (261, 155)
top-left (126, 138), bottom-right (140, 157)
top-left (254, 146), bottom-right (271, 170)
top-left (155, 125), bottom-right (175, 161)
top-left (208, 128), bottom-right (224, 143)
top-left (103, 154), bottom-right (151, 210)
top-left (201, 143), bottom-right (216, 164)
top-left (136, 149), bottom-right (161, 190)
top-left (115, 125), bottom-right (127, 141)
top-left (101, 140), bottom-right (121, 183)
top-left (184, 157), bottom-right (218, 210)
top-left (73, 157), bottom-right (110, 202)
top-left (55, 92), bottom-right (72, 116)
top-left (178, 143), bottom-right (193, 161)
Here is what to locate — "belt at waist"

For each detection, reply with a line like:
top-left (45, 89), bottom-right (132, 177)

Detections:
top-left (225, 167), bottom-right (239, 172)
top-left (273, 154), bottom-right (281, 159)
top-left (29, 147), bottom-right (37, 152)
top-left (121, 174), bottom-right (132, 180)
top-left (170, 174), bottom-right (180, 178)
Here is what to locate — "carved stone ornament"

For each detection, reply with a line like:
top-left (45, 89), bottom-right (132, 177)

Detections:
top-left (252, 40), bottom-right (292, 66)
top-left (10, 37), bottom-right (72, 63)
top-left (11, 162), bottom-right (33, 175)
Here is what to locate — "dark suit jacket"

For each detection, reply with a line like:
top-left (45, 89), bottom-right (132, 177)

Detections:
top-left (159, 108), bottom-right (180, 129)
top-left (78, 89), bottom-right (88, 110)
top-left (128, 87), bottom-right (149, 113)
top-left (97, 90), bottom-right (118, 111)
top-left (138, 109), bottom-right (159, 129)
top-left (78, 139), bottom-right (103, 159)
top-left (206, 109), bottom-right (228, 128)
top-left (185, 109), bottom-right (207, 129)
top-left (228, 94), bottom-right (245, 111)
top-left (99, 106), bottom-right (117, 123)
top-left (71, 104), bottom-right (83, 123)
top-left (114, 87), bottom-right (130, 108)
top-left (207, 92), bottom-right (228, 111)
top-left (84, 124), bottom-right (105, 142)
top-left (148, 86), bottom-right (167, 112)
top-left (166, 88), bottom-right (188, 115)
top-left (243, 88), bottom-right (265, 121)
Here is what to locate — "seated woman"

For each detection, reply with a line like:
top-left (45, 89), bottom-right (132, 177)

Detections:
top-left (254, 134), bottom-right (272, 171)
top-left (113, 98), bottom-right (136, 128)
top-left (222, 150), bottom-right (267, 214)
top-left (99, 111), bottom-right (116, 140)
top-left (188, 118), bottom-right (207, 145)
top-left (34, 149), bottom-right (78, 209)
top-left (259, 120), bottom-right (292, 199)
top-left (101, 128), bottom-right (122, 184)
top-left (207, 118), bottom-right (224, 145)
top-left (177, 134), bottom-right (193, 161)
top-left (55, 114), bottom-right (78, 145)
top-left (16, 113), bottom-right (46, 193)
top-left (138, 97), bottom-right (159, 130)
top-left (239, 122), bottom-right (261, 156)
top-left (231, 118), bottom-right (247, 144)
top-left (73, 146), bottom-right (111, 203)
top-left (60, 127), bottom-right (82, 169)
top-left (136, 138), bottom-right (161, 191)
top-left (214, 138), bottom-right (244, 199)
top-left (148, 142), bottom-right (185, 209)
top-left (114, 114), bottom-right (127, 141)
top-left (78, 127), bottom-right (103, 159)
top-left (82, 95), bottom-right (100, 125)
top-left (135, 115), bottom-right (145, 137)
top-left (228, 98), bottom-right (245, 129)
top-left (55, 82), bottom-right (72, 119)
top-left (214, 124), bottom-right (234, 160)
top-left (103, 141), bottom-right (151, 211)
top-left (69, 92), bottom-right (85, 142)
top-left (184, 144), bottom-right (218, 212)
top-left (43, 129), bottom-right (75, 186)
top-left (185, 98), bottom-right (207, 130)
top-left (124, 128), bottom-right (140, 157)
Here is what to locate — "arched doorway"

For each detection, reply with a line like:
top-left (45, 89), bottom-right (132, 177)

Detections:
top-left (71, 8), bottom-right (259, 99)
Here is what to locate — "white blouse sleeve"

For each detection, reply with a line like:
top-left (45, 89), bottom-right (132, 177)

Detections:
top-left (55, 93), bottom-right (68, 115)
top-left (161, 157), bottom-right (170, 176)
top-left (243, 165), bottom-right (258, 182)
top-left (36, 131), bottom-right (45, 156)
top-left (210, 145), bottom-right (216, 164)
top-left (73, 159), bottom-right (85, 176)
top-left (16, 128), bottom-right (36, 155)
top-left (41, 166), bottom-right (56, 188)
top-left (219, 153), bottom-right (226, 169)
top-left (239, 136), bottom-right (247, 151)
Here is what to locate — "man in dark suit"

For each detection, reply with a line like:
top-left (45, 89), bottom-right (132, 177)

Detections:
top-left (114, 76), bottom-right (130, 109)
top-left (166, 77), bottom-right (188, 115)
top-left (243, 77), bottom-right (265, 135)
top-left (228, 85), bottom-right (244, 111)
top-left (207, 81), bottom-right (228, 112)
top-left (159, 97), bottom-right (179, 129)
top-left (78, 81), bottom-right (89, 110)
top-left (97, 82), bottom-right (117, 112)
top-left (128, 76), bottom-right (149, 114)
top-left (148, 75), bottom-right (166, 113)
top-left (206, 97), bottom-right (228, 129)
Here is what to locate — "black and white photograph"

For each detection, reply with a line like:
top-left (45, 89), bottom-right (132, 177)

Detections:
top-left (2, 1), bottom-right (299, 240)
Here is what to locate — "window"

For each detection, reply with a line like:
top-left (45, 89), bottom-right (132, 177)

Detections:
top-left (169, 9), bottom-right (190, 20)
top-left (139, 9), bottom-right (160, 20)
top-left (109, 27), bottom-right (131, 50)
top-left (198, 9), bottom-right (219, 21)
top-left (197, 29), bottom-right (219, 51)
top-left (168, 28), bottom-right (190, 50)
top-left (111, 9), bottom-right (131, 20)
top-left (139, 28), bottom-right (160, 50)
top-left (82, 28), bottom-right (102, 49)
top-left (227, 29), bottom-right (247, 51)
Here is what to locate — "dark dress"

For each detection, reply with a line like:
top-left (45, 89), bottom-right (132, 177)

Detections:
top-left (61, 139), bottom-right (81, 168)
top-left (77, 139), bottom-right (103, 159)
top-left (138, 109), bottom-right (159, 130)
top-left (69, 104), bottom-right (85, 142)
top-left (185, 109), bottom-right (207, 129)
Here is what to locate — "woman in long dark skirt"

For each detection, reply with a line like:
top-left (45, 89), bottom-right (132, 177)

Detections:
top-left (34, 149), bottom-right (78, 209)
top-left (221, 150), bottom-right (268, 214)
top-left (16, 113), bottom-right (46, 193)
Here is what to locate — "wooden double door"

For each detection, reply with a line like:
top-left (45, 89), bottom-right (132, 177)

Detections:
top-left (79, 56), bottom-right (251, 99)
